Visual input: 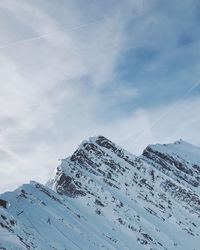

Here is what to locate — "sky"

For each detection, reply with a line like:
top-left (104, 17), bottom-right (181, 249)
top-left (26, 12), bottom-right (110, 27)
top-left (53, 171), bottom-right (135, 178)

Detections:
top-left (0, 0), bottom-right (200, 192)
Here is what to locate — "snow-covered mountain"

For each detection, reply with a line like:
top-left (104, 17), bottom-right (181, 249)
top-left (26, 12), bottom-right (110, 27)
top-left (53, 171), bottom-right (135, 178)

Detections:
top-left (1, 136), bottom-right (200, 250)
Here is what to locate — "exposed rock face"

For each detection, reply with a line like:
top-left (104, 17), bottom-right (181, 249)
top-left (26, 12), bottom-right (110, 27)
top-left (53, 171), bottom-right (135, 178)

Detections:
top-left (1, 136), bottom-right (200, 250)
top-left (56, 174), bottom-right (86, 197)
top-left (0, 199), bottom-right (7, 209)
top-left (142, 141), bottom-right (200, 188)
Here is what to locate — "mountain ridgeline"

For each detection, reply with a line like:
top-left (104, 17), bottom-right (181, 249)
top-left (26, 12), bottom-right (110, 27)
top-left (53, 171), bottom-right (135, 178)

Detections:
top-left (1, 136), bottom-right (200, 250)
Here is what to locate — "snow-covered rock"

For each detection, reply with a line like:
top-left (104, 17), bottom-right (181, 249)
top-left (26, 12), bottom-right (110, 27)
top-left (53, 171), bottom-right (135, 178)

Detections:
top-left (1, 136), bottom-right (200, 250)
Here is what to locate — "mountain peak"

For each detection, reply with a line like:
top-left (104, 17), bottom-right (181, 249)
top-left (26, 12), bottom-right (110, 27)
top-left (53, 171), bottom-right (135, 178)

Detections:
top-left (77, 135), bottom-right (112, 150)
top-left (78, 135), bottom-right (127, 157)
top-left (142, 139), bottom-right (200, 189)
top-left (174, 138), bottom-right (185, 144)
top-left (89, 135), bottom-right (109, 142)
top-left (145, 139), bottom-right (200, 156)
top-left (1, 136), bottom-right (200, 250)
top-left (89, 135), bottom-right (116, 148)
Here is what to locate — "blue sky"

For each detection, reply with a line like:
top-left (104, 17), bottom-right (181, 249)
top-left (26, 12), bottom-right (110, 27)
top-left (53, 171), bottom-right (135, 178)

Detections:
top-left (0, 0), bottom-right (200, 192)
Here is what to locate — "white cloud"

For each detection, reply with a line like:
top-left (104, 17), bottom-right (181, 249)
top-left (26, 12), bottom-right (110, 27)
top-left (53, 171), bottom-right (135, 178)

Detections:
top-left (111, 97), bottom-right (200, 154)
top-left (0, 1), bottom-right (200, 193)
top-left (0, 0), bottom-right (138, 192)
top-left (1, 94), bottom-right (200, 193)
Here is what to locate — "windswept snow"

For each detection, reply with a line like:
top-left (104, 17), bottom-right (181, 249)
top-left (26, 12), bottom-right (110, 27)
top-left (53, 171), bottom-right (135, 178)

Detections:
top-left (1, 136), bottom-right (200, 250)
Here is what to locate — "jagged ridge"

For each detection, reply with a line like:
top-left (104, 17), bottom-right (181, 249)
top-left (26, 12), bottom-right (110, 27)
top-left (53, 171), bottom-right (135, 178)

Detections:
top-left (1, 136), bottom-right (200, 250)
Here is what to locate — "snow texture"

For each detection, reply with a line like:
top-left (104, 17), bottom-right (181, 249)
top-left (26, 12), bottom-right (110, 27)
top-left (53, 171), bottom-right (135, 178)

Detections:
top-left (1, 135), bottom-right (200, 250)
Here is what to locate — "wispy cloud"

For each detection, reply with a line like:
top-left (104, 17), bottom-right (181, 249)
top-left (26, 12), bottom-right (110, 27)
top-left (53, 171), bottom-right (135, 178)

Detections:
top-left (0, 0), bottom-right (200, 192)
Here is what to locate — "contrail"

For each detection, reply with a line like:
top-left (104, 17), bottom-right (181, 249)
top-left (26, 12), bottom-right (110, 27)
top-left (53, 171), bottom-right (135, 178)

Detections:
top-left (144, 81), bottom-right (200, 131)
top-left (120, 81), bottom-right (200, 145)
top-left (0, 20), bottom-right (99, 50)
top-left (0, 146), bottom-right (22, 160)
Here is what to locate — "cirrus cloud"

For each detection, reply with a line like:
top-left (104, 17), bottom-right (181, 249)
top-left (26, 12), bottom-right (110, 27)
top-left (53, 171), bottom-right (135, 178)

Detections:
top-left (0, 0), bottom-right (200, 192)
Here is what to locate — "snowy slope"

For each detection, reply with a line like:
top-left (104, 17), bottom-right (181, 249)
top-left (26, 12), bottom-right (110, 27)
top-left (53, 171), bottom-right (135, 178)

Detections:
top-left (142, 139), bottom-right (200, 193)
top-left (1, 136), bottom-right (200, 250)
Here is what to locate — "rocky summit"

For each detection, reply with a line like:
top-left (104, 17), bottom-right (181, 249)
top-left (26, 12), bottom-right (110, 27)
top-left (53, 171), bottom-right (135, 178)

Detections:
top-left (1, 136), bottom-right (200, 250)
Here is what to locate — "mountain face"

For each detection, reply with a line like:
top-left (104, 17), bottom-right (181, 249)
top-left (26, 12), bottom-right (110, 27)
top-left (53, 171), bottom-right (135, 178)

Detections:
top-left (1, 136), bottom-right (200, 250)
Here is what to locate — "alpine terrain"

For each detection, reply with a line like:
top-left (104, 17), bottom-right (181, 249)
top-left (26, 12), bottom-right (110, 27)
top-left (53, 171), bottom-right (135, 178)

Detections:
top-left (0, 136), bottom-right (200, 250)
